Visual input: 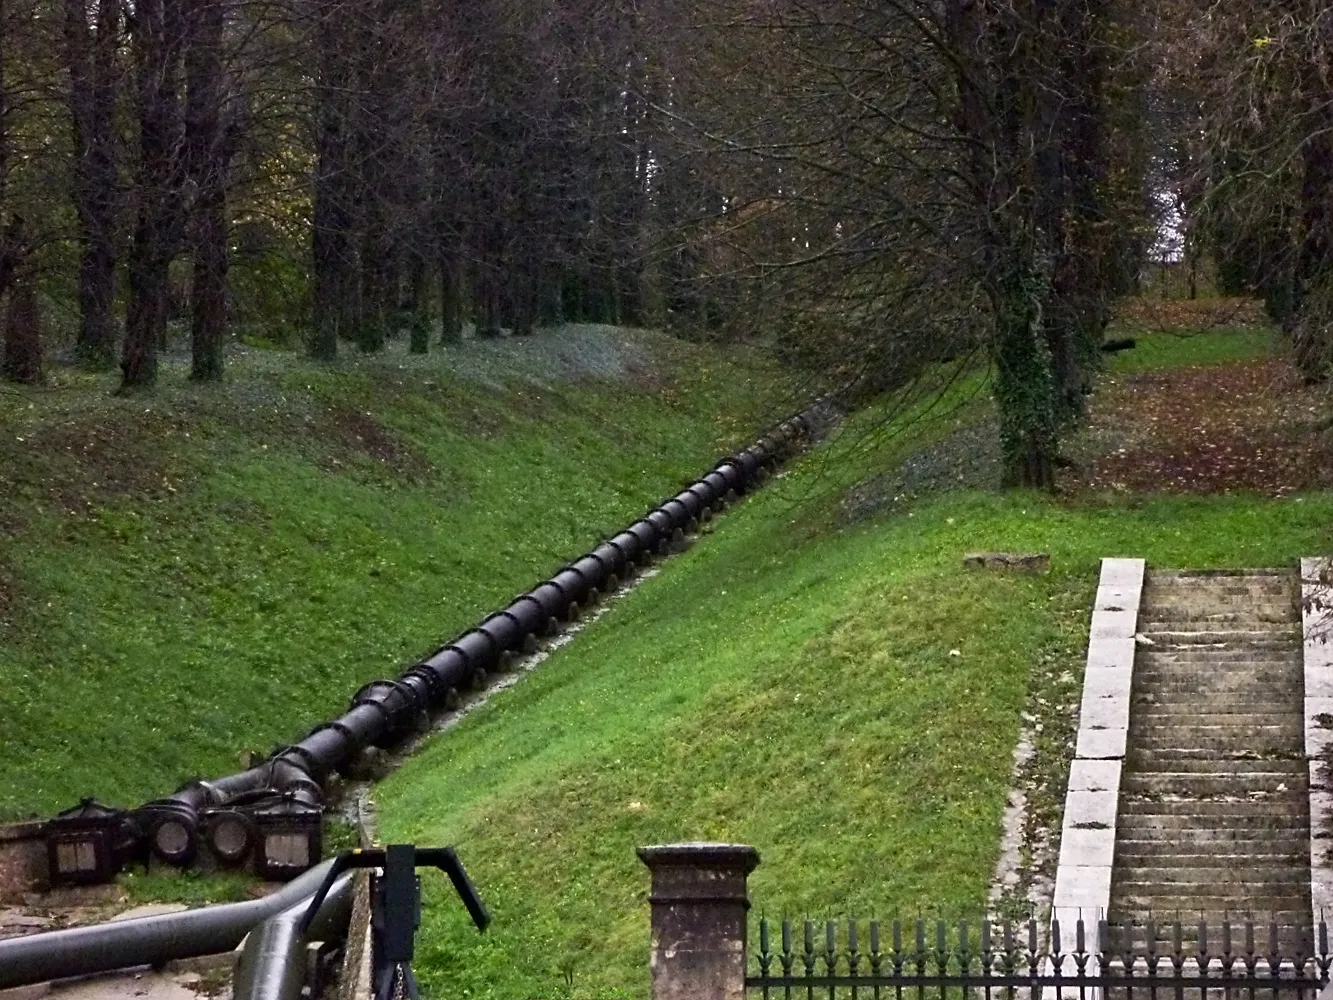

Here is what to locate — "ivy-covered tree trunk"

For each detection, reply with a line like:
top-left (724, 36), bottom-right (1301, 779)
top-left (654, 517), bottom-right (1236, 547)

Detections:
top-left (993, 264), bottom-right (1059, 490)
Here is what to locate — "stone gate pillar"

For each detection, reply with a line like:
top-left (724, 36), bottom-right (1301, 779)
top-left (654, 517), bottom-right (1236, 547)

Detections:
top-left (637, 842), bottom-right (760, 1000)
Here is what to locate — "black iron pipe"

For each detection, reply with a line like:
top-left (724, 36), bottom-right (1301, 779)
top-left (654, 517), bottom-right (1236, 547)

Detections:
top-left (0, 859), bottom-right (340, 989)
top-left (672, 490), bottom-right (703, 519)
top-left (476, 611), bottom-right (523, 655)
top-left (701, 470), bottom-right (731, 499)
top-left (502, 595), bottom-right (547, 637)
top-left (450, 630), bottom-right (497, 673)
top-left (549, 567), bottom-right (588, 607)
top-left (607, 531), bottom-right (642, 563)
top-left (645, 510), bottom-right (674, 539)
top-left (419, 646), bottom-right (469, 692)
top-left (39, 397), bottom-right (834, 883)
top-left (231, 872), bottom-right (354, 1000)
top-left (589, 542), bottom-right (627, 574)
top-left (526, 581), bottom-right (567, 620)
top-left (571, 554), bottom-right (608, 589)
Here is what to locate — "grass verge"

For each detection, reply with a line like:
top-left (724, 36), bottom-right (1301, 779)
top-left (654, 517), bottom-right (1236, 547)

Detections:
top-left (374, 328), bottom-right (1333, 999)
top-left (0, 328), bottom-right (798, 821)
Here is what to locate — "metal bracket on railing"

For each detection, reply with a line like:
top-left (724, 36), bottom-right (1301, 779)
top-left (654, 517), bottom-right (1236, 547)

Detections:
top-left (299, 845), bottom-right (489, 1000)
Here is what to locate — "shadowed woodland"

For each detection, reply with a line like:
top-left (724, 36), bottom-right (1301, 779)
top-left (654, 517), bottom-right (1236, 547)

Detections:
top-left (2, 0), bottom-right (1333, 486)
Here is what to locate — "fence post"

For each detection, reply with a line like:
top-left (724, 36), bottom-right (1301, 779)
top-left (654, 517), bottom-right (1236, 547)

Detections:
top-left (637, 842), bottom-right (760, 1000)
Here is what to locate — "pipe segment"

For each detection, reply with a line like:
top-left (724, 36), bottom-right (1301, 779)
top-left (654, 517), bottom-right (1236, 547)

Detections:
top-left (42, 399), bottom-right (833, 882)
top-left (232, 872), bottom-right (355, 1000)
top-left (0, 859), bottom-right (342, 990)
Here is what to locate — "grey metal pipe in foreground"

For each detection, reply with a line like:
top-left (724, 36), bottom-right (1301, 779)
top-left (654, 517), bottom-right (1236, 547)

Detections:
top-left (0, 859), bottom-right (337, 990)
top-left (231, 873), bottom-right (354, 1000)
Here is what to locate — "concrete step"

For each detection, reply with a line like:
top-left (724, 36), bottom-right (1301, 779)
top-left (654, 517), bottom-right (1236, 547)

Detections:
top-left (1133, 653), bottom-right (1302, 664)
top-left (1127, 751), bottom-right (1305, 767)
top-left (1128, 722), bottom-right (1303, 736)
top-left (1127, 735), bottom-right (1303, 747)
top-left (1115, 868), bottom-right (1309, 886)
top-left (1139, 608), bottom-right (1298, 620)
top-left (1102, 920), bottom-right (1313, 949)
top-left (1132, 665), bottom-right (1303, 678)
top-left (1130, 650), bottom-right (1295, 658)
top-left (1136, 637), bottom-right (1302, 652)
top-left (1121, 778), bottom-right (1304, 797)
top-left (1130, 661), bottom-right (1306, 677)
top-left (1123, 760), bottom-right (1306, 775)
top-left (1125, 709), bottom-right (1301, 725)
top-left (1117, 800), bottom-right (1308, 819)
top-left (1138, 620), bottom-right (1299, 632)
top-left (1112, 894), bottom-right (1309, 914)
top-left (1115, 853), bottom-right (1310, 868)
top-left (1117, 829), bottom-right (1308, 841)
top-left (1131, 726), bottom-right (1303, 744)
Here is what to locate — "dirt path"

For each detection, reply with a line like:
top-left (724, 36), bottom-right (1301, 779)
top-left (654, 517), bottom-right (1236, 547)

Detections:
top-left (1062, 356), bottom-right (1333, 496)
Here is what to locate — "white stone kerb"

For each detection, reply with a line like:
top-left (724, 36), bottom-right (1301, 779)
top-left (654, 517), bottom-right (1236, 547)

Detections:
top-left (1050, 556), bottom-right (1143, 972)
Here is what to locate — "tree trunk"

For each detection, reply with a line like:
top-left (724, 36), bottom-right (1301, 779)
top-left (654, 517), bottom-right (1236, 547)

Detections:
top-left (65, 0), bottom-right (121, 369)
top-left (994, 285), bottom-right (1058, 490)
top-left (2, 242), bottom-right (42, 385)
top-left (1292, 126), bottom-right (1333, 381)
top-left (357, 210), bottom-right (389, 352)
top-left (439, 248), bottom-right (462, 344)
top-left (185, 0), bottom-right (228, 381)
top-left (121, 0), bottom-right (183, 390)
top-left (309, 3), bottom-right (356, 361)
top-left (407, 251), bottom-right (430, 353)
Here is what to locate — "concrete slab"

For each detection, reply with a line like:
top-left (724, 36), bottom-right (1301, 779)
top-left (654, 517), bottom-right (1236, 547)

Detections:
top-left (1080, 667), bottom-right (1133, 700)
top-left (1095, 585), bottom-right (1142, 613)
top-left (1062, 789), bottom-right (1118, 830)
top-left (1048, 556), bottom-right (1138, 959)
top-left (1067, 760), bottom-right (1121, 793)
top-left (1089, 610), bottom-right (1138, 640)
top-left (1057, 826), bottom-right (1116, 870)
top-left (1308, 698), bottom-right (1333, 761)
top-left (1050, 907), bottom-right (1105, 952)
top-left (1078, 697), bottom-right (1130, 732)
top-left (1311, 785), bottom-right (1333, 843)
top-left (1099, 559), bottom-right (1146, 588)
top-left (1309, 721), bottom-right (1333, 762)
top-left (1052, 865), bottom-right (1113, 910)
top-left (1086, 637), bottom-right (1135, 671)
top-left (1076, 726), bottom-right (1127, 760)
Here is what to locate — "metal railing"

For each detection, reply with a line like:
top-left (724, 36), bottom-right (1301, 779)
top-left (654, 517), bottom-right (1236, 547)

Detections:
top-left (747, 916), bottom-right (1333, 998)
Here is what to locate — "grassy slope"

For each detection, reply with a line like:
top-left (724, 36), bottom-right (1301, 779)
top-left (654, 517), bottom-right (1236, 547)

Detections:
top-left (0, 329), bottom-right (797, 820)
top-left (374, 327), bottom-right (1333, 999)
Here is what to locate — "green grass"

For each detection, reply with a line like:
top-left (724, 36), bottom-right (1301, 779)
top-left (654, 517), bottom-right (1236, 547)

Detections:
top-left (0, 329), bottom-right (800, 821)
top-left (374, 330), bottom-right (1333, 999)
top-left (1107, 327), bottom-right (1278, 373)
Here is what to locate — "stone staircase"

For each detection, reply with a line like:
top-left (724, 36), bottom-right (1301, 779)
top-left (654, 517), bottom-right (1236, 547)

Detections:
top-left (1109, 569), bottom-right (1310, 946)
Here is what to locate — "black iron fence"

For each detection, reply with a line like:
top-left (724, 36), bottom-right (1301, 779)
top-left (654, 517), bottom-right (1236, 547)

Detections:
top-left (747, 916), bottom-right (1333, 999)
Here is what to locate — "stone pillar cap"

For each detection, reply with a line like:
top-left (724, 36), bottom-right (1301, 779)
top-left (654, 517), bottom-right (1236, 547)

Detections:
top-left (637, 843), bottom-right (760, 872)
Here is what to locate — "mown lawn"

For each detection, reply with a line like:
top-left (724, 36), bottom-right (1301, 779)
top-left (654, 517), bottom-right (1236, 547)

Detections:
top-left (1105, 327), bottom-right (1277, 374)
top-left (375, 327), bottom-right (1333, 999)
top-left (0, 328), bottom-right (797, 820)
